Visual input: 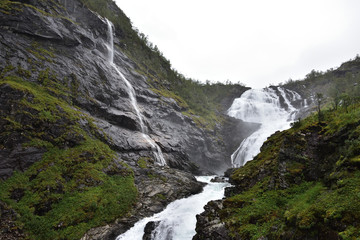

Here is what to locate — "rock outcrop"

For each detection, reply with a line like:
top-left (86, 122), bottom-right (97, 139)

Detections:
top-left (194, 200), bottom-right (233, 240)
top-left (194, 111), bottom-right (360, 239)
top-left (81, 167), bottom-right (204, 240)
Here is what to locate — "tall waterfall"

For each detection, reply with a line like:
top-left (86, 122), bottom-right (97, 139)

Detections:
top-left (106, 19), bottom-right (166, 166)
top-left (227, 87), bottom-right (299, 167)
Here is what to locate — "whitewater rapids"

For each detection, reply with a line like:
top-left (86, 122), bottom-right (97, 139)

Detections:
top-left (116, 176), bottom-right (230, 240)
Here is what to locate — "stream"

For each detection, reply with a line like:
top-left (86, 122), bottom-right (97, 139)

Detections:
top-left (116, 176), bottom-right (230, 240)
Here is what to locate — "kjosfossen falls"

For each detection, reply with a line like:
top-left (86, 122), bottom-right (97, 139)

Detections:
top-left (2, 1), bottom-right (360, 239)
top-left (227, 87), bottom-right (300, 167)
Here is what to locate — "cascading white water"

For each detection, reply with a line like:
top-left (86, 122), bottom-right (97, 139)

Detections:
top-left (227, 87), bottom-right (299, 167)
top-left (303, 98), bottom-right (308, 108)
top-left (116, 176), bottom-right (230, 240)
top-left (106, 19), bottom-right (166, 166)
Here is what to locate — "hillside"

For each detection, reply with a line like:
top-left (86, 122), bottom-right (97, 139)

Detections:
top-left (282, 56), bottom-right (360, 111)
top-left (0, 0), bottom-right (250, 239)
top-left (2, 0), bottom-right (360, 239)
top-left (195, 87), bottom-right (360, 239)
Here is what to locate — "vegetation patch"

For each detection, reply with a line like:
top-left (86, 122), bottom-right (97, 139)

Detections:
top-left (137, 157), bottom-right (150, 169)
top-left (222, 101), bottom-right (360, 239)
top-left (0, 75), bottom-right (137, 239)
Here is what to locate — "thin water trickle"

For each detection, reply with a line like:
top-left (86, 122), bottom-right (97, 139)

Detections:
top-left (228, 87), bottom-right (300, 167)
top-left (106, 19), bottom-right (166, 166)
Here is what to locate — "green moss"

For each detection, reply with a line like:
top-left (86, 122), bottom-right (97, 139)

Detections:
top-left (0, 75), bottom-right (137, 239)
top-left (0, 0), bottom-right (23, 14)
top-left (222, 104), bottom-right (360, 239)
top-left (16, 65), bottom-right (32, 78)
top-left (0, 64), bottom-right (16, 78)
top-left (284, 182), bottom-right (325, 228)
top-left (0, 1), bottom-right (77, 23)
top-left (155, 193), bottom-right (166, 200)
top-left (151, 87), bottom-right (189, 109)
top-left (137, 157), bottom-right (149, 169)
top-left (223, 176), bottom-right (360, 238)
top-left (27, 42), bottom-right (55, 63)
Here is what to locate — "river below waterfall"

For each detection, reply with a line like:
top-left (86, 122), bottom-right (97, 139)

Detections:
top-left (116, 176), bottom-right (230, 240)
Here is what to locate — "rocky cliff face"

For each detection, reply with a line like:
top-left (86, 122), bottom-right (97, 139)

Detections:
top-left (0, 0), bottom-right (247, 178)
top-left (0, 0), bottom-right (250, 239)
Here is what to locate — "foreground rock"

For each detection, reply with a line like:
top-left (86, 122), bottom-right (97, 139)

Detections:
top-left (142, 221), bottom-right (160, 240)
top-left (194, 200), bottom-right (233, 240)
top-left (81, 166), bottom-right (204, 240)
top-left (210, 176), bottom-right (227, 183)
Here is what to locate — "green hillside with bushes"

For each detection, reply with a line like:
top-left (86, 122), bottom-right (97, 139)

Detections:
top-left (221, 90), bottom-right (360, 239)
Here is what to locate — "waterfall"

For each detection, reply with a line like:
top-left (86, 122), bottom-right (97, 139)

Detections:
top-left (106, 19), bottom-right (166, 166)
top-left (116, 176), bottom-right (230, 240)
top-left (303, 99), bottom-right (308, 108)
top-left (227, 87), bottom-right (299, 167)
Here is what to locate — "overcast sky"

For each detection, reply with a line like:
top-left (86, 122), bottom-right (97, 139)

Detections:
top-left (114, 0), bottom-right (360, 88)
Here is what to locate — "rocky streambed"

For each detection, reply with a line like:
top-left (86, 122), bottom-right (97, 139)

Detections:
top-left (116, 176), bottom-right (230, 240)
top-left (81, 166), bottom-right (205, 240)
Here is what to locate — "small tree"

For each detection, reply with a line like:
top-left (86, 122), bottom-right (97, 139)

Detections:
top-left (290, 118), bottom-right (302, 128)
top-left (328, 80), bottom-right (343, 111)
top-left (340, 93), bottom-right (351, 113)
top-left (315, 93), bottom-right (323, 122)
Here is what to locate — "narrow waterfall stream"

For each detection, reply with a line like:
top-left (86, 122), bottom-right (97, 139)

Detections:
top-left (116, 176), bottom-right (230, 240)
top-left (106, 19), bottom-right (166, 166)
top-left (227, 87), bottom-right (300, 167)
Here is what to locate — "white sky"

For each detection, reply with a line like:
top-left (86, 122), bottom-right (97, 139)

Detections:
top-left (114, 0), bottom-right (360, 88)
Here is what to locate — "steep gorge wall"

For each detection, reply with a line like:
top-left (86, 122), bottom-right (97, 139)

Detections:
top-left (0, 0), bottom-right (248, 178)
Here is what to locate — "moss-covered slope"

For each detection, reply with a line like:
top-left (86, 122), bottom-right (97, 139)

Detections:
top-left (0, 75), bottom-right (137, 239)
top-left (282, 56), bottom-right (360, 112)
top-left (195, 100), bottom-right (360, 239)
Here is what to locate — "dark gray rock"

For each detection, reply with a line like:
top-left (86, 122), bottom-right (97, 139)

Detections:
top-left (0, 201), bottom-right (25, 240)
top-left (0, 146), bottom-right (46, 180)
top-left (143, 221), bottom-right (160, 240)
top-left (210, 176), bottom-right (227, 183)
top-left (194, 200), bottom-right (235, 240)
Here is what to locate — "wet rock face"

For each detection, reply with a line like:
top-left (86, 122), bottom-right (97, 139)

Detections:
top-left (0, 0), bottom-right (248, 179)
top-left (143, 221), bottom-right (160, 240)
top-left (194, 200), bottom-right (233, 240)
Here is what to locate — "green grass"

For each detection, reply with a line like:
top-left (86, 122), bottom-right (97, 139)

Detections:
top-left (0, 75), bottom-right (137, 239)
top-left (222, 103), bottom-right (360, 239)
top-left (223, 176), bottom-right (360, 239)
